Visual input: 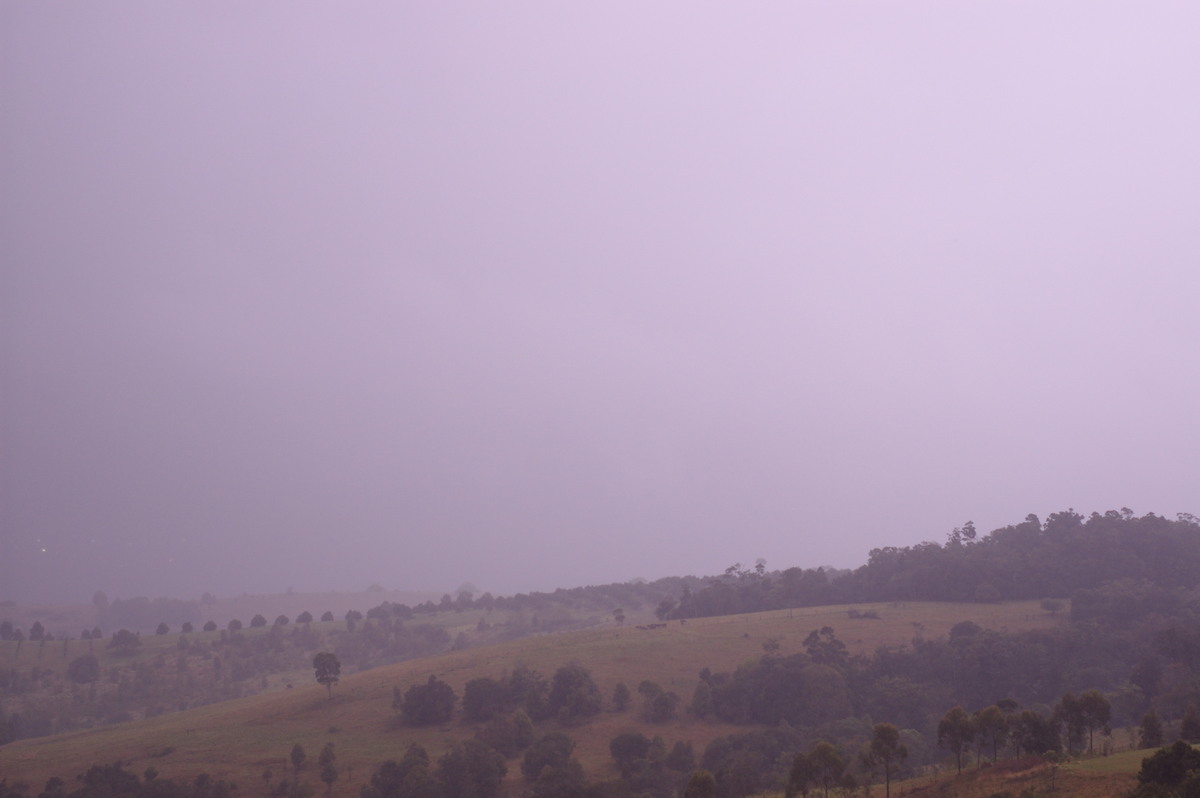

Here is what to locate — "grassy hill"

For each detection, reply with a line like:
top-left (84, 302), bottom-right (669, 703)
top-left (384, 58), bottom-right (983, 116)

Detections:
top-left (0, 600), bottom-right (1076, 795)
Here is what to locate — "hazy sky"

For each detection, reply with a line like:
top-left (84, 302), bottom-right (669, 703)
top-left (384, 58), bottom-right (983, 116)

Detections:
top-left (3, 3), bottom-right (1199, 604)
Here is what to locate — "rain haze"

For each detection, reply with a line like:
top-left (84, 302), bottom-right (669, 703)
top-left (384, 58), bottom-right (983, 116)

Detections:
top-left (2, 3), bottom-right (1198, 605)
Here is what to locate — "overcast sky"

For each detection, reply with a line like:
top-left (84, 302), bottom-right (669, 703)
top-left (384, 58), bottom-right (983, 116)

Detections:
top-left (3, 3), bottom-right (1198, 604)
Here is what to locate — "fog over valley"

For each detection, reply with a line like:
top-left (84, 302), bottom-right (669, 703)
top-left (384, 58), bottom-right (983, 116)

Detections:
top-left (3, 3), bottom-right (1198, 605)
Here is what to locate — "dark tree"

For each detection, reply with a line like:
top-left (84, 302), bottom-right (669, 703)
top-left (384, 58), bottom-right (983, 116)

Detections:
top-left (522, 732), bottom-right (575, 781)
top-left (30, 621), bottom-right (45, 641)
top-left (181, 622), bottom-right (194, 633)
top-left (462, 677), bottom-right (508, 722)
top-left (637, 680), bottom-right (680, 722)
top-left (203, 620), bottom-right (217, 632)
top-left (973, 705), bottom-right (1008, 763)
top-left (1181, 703), bottom-right (1200, 743)
top-left (107, 629), bottom-right (142, 655)
top-left (156, 622), bottom-right (169, 635)
top-left (1053, 692), bottom-right (1087, 756)
top-left (609, 732), bottom-right (652, 778)
top-left (1137, 740), bottom-right (1200, 790)
top-left (67, 655), bottom-right (100, 684)
top-left (321, 611), bottom-right (335, 622)
top-left (438, 739), bottom-right (506, 798)
top-left (362, 744), bottom-right (436, 798)
top-left (227, 619), bottom-right (243, 632)
top-left (611, 682), bottom-right (631, 712)
top-left (683, 771), bottom-right (716, 798)
top-left (789, 741), bottom-right (845, 798)
top-left (296, 611), bottom-right (313, 624)
top-left (313, 652), bottom-right (341, 698)
top-left (319, 743), bottom-right (337, 793)
top-left (937, 707), bottom-right (974, 774)
top-left (1078, 689), bottom-right (1111, 752)
top-left (547, 664), bottom-right (602, 723)
top-left (291, 743), bottom-right (306, 773)
top-left (1013, 709), bottom-right (1061, 755)
top-left (401, 675), bottom-right (457, 725)
top-left (250, 614), bottom-right (267, 628)
top-left (1140, 710), bottom-right (1165, 749)
top-left (867, 723), bottom-right (907, 798)
top-left (275, 615), bottom-right (290, 627)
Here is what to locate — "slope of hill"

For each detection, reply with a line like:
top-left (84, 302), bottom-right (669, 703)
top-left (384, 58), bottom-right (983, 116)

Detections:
top-left (0, 601), bottom-right (1062, 794)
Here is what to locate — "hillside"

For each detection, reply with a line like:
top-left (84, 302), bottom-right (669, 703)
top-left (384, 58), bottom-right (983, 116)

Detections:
top-left (0, 601), bottom-right (1064, 795)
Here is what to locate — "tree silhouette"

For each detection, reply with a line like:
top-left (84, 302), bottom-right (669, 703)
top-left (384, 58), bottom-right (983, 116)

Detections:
top-left (867, 723), bottom-right (907, 798)
top-left (313, 652), bottom-right (341, 698)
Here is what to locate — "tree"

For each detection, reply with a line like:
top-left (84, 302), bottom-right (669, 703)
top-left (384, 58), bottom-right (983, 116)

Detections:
top-left (320, 611), bottom-right (334, 622)
top-left (1140, 710), bottom-right (1165, 749)
top-left (181, 621), bottom-right (194, 633)
top-left (789, 741), bottom-right (845, 798)
top-left (313, 652), bottom-right (341, 698)
top-left (107, 628), bottom-right (142, 655)
top-left (156, 622), bottom-right (169, 635)
top-left (547, 664), bottom-right (602, 723)
top-left (67, 655), bottom-right (100, 684)
top-left (1137, 740), bottom-right (1200, 791)
top-left (1053, 692), bottom-right (1086, 756)
top-left (227, 619), bottom-right (243, 632)
top-left (462, 677), bottom-right (508, 722)
top-left (250, 614), bottom-right (267, 628)
top-left (612, 682), bottom-right (631, 711)
top-left (438, 739), bottom-right (506, 798)
top-left (610, 732), bottom-right (652, 779)
top-left (291, 743), bottom-right (307, 773)
top-left (1078, 689), bottom-right (1111, 753)
top-left (297, 611), bottom-right (313, 624)
top-left (275, 615), bottom-right (290, 627)
top-left (973, 705), bottom-right (1008, 763)
top-left (867, 723), bottom-right (907, 798)
top-left (319, 743), bottom-right (337, 793)
top-left (203, 620), bottom-right (217, 632)
top-left (401, 675), bottom-right (456, 725)
top-left (682, 771), bottom-right (716, 798)
top-left (937, 706), bottom-right (974, 774)
top-left (522, 732), bottom-right (574, 781)
top-left (637, 680), bottom-right (679, 722)
top-left (1181, 704), bottom-right (1200, 743)
top-left (1013, 709), bottom-right (1061, 755)
top-left (362, 744), bottom-right (436, 798)
top-left (29, 621), bottom-right (45, 641)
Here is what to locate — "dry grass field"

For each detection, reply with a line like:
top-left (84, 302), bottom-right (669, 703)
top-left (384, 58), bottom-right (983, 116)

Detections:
top-left (0, 600), bottom-right (1096, 797)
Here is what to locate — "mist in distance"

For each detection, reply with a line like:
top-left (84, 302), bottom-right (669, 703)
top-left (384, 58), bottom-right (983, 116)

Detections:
top-left (2, 3), bottom-right (1198, 604)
